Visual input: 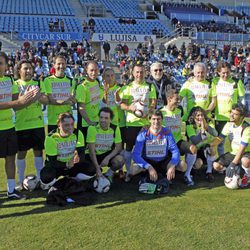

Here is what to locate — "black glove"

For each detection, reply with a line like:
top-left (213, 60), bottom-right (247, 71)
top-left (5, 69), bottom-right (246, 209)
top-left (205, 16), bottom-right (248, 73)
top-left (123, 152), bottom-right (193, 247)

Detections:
top-left (225, 163), bottom-right (237, 178)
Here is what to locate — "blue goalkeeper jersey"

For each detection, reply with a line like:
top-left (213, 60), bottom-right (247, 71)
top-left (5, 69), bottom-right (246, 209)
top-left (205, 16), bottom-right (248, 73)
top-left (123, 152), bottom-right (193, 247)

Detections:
top-left (132, 127), bottom-right (180, 169)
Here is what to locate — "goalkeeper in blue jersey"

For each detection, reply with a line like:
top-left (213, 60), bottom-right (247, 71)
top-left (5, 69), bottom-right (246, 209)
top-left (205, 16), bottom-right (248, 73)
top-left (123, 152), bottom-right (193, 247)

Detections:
top-left (132, 110), bottom-right (181, 182)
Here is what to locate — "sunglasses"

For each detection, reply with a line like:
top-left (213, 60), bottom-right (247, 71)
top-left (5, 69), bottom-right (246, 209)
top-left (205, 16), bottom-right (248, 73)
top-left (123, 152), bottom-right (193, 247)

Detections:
top-left (154, 69), bottom-right (163, 72)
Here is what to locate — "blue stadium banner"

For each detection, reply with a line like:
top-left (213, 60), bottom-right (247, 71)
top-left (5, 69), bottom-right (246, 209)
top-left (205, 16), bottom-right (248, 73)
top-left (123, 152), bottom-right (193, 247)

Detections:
top-left (18, 32), bottom-right (90, 41)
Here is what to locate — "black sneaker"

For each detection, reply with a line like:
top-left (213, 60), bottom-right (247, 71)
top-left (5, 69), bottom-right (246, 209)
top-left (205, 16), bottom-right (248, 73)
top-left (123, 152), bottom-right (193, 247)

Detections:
top-left (7, 190), bottom-right (26, 200)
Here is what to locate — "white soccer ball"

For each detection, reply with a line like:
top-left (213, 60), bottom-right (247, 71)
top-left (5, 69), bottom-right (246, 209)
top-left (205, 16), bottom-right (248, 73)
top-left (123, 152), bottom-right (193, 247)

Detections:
top-left (133, 101), bottom-right (146, 118)
top-left (93, 177), bottom-right (111, 193)
top-left (224, 174), bottom-right (242, 190)
top-left (23, 174), bottom-right (40, 191)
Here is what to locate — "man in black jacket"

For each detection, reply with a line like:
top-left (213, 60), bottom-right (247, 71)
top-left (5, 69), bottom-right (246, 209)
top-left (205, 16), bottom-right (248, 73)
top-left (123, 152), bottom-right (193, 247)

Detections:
top-left (147, 62), bottom-right (174, 109)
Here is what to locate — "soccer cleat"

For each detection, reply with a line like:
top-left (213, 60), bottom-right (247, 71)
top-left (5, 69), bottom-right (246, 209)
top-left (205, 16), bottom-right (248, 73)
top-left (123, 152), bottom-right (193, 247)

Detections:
top-left (184, 175), bottom-right (194, 187)
top-left (7, 190), bottom-right (26, 200)
top-left (206, 173), bottom-right (215, 183)
top-left (104, 174), bottom-right (113, 184)
top-left (240, 174), bottom-right (249, 188)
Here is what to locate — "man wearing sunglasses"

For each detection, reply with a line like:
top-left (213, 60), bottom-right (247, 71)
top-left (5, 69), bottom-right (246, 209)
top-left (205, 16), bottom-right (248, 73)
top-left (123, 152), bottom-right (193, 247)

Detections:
top-left (147, 62), bottom-right (174, 109)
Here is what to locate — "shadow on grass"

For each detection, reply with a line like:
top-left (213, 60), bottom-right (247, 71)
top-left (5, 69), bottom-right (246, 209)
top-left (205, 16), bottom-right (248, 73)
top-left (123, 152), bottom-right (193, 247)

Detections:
top-left (0, 170), bottom-right (227, 219)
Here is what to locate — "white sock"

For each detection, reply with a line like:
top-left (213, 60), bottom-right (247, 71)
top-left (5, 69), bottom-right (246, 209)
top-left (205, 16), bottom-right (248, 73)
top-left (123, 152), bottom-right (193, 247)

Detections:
top-left (185, 153), bottom-right (196, 179)
top-left (17, 159), bottom-right (26, 183)
top-left (105, 168), bottom-right (114, 177)
top-left (34, 156), bottom-right (44, 180)
top-left (206, 155), bottom-right (215, 174)
top-left (75, 173), bottom-right (94, 181)
top-left (124, 150), bottom-right (132, 173)
top-left (7, 179), bottom-right (15, 193)
top-left (242, 165), bottom-right (250, 177)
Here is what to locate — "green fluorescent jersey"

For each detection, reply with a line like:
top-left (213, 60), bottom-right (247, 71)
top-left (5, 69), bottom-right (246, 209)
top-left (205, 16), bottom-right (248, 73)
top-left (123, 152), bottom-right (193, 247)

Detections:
top-left (211, 77), bottom-right (245, 121)
top-left (119, 81), bottom-right (156, 127)
top-left (221, 121), bottom-right (250, 155)
top-left (161, 106), bottom-right (182, 143)
top-left (179, 78), bottom-right (212, 121)
top-left (76, 79), bottom-right (101, 127)
top-left (45, 129), bottom-right (84, 163)
top-left (43, 75), bottom-right (75, 125)
top-left (100, 84), bottom-right (126, 127)
top-left (86, 124), bottom-right (122, 155)
top-left (13, 79), bottom-right (45, 131)
top-left (0, 76), bottom-right (17, 130)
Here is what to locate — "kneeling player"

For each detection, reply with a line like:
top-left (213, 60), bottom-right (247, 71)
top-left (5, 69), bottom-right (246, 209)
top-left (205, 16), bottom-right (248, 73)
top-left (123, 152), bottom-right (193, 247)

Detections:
top-left (213, 104), bottom-right (250, 188)
top-left (185, 107), bottom-right (218, 185)
top-left (40, 113), bottom-right (96, 188)
top-left (132, 110), bottom-right (180, 183)
top-left (86, 107), bottom-right (125, 182)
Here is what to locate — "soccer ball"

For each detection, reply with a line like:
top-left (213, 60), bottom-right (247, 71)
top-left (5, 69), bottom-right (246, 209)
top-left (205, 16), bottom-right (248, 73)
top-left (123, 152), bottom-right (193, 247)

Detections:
top-left (224, 174), bottom-right (242, 190)
top-left (93, 177), bottom-right (111, 193)
top-left (23, 174), bottom-right (40, 191)
top-left (133, 101), bottom-right (146, 118)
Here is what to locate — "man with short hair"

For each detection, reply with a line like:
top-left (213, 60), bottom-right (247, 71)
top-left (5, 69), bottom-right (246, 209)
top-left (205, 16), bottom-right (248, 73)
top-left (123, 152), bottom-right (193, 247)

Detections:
top-left (76, 61), bottom-right (102, 139)
top-left (211, 61), bottom-right (245, 156)
top-left (40, 113), bottom-right (96, 187)
top-left (43, 55), bottom-right (76, 132)
top-left (120, 64), bottom-right (156, 181)
top-left (0, 52), bottom-right (40, 199)
top-left (86, 107), bottom-right (125, 181)
top-left (213, 103), bottom-right (250, 188)
top-left (103, 41), bottom-right (111, 62)
top-left (179, 62), bottom-right (215, 121)
top-left (147, 62), bottom-right (173, 109)
top-left (132, 110), bottom-right (180, 182)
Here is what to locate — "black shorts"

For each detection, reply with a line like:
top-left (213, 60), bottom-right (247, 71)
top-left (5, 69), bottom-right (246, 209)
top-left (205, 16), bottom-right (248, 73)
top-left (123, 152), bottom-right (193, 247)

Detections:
top-left (48, 125), bottom-right (58, 134)
top-left (215, 152), bottom-right (250, 167)
top-left (215, 120), bottom-right (227, 135)
top-left (145, 156), bottom-right (171, 175)
top-left (125, 126), bottom-right (142, 151)
top-left (79, 126), bottom-right (88, 144)
top-left (85, 150), bottom-right (119, 170)
top-left (177, 140), bottom-right (192, 155)
top-left (0, 128), bottom-right (18, 158)
top-left (16, 128), bottom-right (45, 151)
top-left (41, 161), bottom-right (96, 183)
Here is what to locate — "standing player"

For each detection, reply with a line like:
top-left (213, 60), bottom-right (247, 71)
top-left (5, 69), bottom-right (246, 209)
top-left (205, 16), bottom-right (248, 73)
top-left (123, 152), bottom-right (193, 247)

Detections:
top-left (43, 55), bottom-right (76, 132)
top-left (86, 107), bottom-right (125, 181)
top-left (76, 61), bottom-right (102, 139)
top-left (14, 59), bottom-right (48, 190)
top-left (179, 62), bottom-right (215, 121)
top-left (211, 61), bottom-right (245, 156)
top-left (119, 64), bottom-right (156, 181)
top-left (40, 113), bottom-right (96, 187)
top-left (132, 110), bottom-right (180, 182)
top-left (101, 67), bottom-right (126, 143)
top-left (213, 104), bottom-right (250, 188)
top-left (0, 52), bottom-right (40, 199)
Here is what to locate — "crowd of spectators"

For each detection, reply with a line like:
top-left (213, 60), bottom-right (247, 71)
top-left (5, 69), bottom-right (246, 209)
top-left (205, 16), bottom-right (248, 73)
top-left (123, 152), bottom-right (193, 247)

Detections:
top-left (48, 18), bottom-right (65, 32)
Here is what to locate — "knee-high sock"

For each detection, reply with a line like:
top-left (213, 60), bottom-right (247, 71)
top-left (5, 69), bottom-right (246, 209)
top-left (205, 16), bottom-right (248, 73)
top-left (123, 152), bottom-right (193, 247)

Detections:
top-left (34, 157), bottom-right (44, 180)
top-left (206, 155), bottom-right (215, 174)
top-left (124, 150), bottom-right (132, 173)
top-left (185, 153), bottom-right (196, 178)
top-left (7, 179), bottom-right (15, 193)
top-left (17, 159), bottom-right (26, 183)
